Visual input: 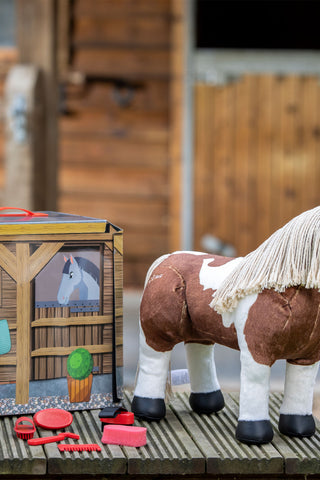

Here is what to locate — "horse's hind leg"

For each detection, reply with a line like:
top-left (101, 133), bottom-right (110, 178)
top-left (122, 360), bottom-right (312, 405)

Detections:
top-left (132, 327), bottom-right (171, 421)
top-left (186, 343), bottom-right (224, 414)
top-left (279, 361), bottom-right (319, 437)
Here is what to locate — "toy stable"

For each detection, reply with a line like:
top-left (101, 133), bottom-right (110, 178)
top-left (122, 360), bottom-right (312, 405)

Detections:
top-left (0, 210), bottom-right (123, 411)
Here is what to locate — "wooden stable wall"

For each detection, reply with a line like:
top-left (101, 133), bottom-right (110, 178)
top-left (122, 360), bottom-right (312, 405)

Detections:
top-left (58, 0), bottom-right (177, 287)
top-left (194, 75), bottom-right (320, 256)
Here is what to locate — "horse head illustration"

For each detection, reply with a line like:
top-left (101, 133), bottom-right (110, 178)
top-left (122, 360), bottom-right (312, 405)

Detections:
top-left (57, 255), bottom-right (100, 305)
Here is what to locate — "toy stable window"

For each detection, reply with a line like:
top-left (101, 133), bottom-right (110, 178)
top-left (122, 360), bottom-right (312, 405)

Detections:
top-left (35, 247), bottom-right (101, 313)
top-left (196, 0), bottom-right (320, 50)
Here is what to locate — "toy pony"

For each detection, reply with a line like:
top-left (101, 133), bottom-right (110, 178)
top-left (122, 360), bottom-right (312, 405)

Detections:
top-left (132, 207), bottom-right (320, 445)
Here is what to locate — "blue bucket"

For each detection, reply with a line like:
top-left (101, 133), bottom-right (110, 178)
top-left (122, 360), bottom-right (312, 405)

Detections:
top-left (0, 319), bottom-right (11, 355)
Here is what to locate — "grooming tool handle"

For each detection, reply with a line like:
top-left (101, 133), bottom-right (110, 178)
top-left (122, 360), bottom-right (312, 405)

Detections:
top-left (28, 432), bottom-right (79, 446)
top-left (0, 207), bottom-right (48, 217)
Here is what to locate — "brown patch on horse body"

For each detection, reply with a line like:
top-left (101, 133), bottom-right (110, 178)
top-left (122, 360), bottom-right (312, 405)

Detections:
top-left (244, 287), bottom-right (320, 366)
top-left (140, 253), bottom-right (239, 352)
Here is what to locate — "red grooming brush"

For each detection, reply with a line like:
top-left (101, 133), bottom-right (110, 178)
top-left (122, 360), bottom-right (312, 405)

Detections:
top-left (58, 443), bottom-right (101, 452)
top-left (101, 425), bottom-right (147, 447)
top-left (101, 411), bottom-right (134, 426)
top-left (14, 417), bottom-right (36, 440)
top-left (28, 432), bottom-right (79, 446)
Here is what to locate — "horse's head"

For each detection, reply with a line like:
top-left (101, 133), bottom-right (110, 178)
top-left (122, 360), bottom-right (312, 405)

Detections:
top-left (57, 255), bottom-right (82, 305)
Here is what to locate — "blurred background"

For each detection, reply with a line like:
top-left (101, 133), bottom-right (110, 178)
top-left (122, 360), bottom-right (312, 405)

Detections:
top-left (1, 0), bottom-right (320, 392)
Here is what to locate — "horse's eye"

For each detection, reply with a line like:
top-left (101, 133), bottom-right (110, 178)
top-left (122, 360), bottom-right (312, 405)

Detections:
top-left (69, 272), bottom-right (73, 278)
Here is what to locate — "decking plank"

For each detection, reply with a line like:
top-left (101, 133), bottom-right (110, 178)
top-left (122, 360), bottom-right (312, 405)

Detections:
top-left (47, 409), bottom-right (126, 474)
top-left (123, 391), bottom-right (205, 474)
top-left (268, 392), bottom-right (320, 475)
top-left (171, 392), bottom-right (283, 475)
top-left (0, 415), bottom-right (46, 475)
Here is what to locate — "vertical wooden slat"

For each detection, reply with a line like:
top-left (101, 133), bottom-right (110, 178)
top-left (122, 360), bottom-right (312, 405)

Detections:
top-left (212, 83), bottom-right (236, 248)
top-left (47, 306), bottom-right (54, 379)
top-left (194, 84), bottom-right (213, 249)
top-left (233, 75), bottom-right (256, 255)
top-left (169, 0), bottom-right (185, 251)
top-left (255, 75), bottom-right (274, 245)
top-left (277, 76), bottom-right (301, 225)
top-left (15, 243), bottom-right (31, 404)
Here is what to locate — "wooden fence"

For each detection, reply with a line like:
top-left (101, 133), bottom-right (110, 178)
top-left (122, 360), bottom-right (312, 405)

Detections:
top-left (194, 75), bottom-right (320, 256)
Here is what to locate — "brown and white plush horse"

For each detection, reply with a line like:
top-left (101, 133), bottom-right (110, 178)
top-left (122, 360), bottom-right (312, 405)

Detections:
top-left (132, 207), bottom-right (320, 445)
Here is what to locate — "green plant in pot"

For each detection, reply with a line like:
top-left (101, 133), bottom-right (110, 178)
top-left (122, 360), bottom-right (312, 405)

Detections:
top-left (67, 348), bottom-right (93, 403)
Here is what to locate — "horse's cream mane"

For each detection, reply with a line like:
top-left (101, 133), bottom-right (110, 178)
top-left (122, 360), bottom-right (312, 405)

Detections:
top-left (211, 206), bottom-right (320, 314)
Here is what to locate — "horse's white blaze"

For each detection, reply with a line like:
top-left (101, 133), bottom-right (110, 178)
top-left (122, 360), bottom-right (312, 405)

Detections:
top-left (280, 362), bottom-right (319, 416)
top-left (233, 293), bottom-right (271, 421)
top-left (134, 326), bottom-right (171, 399)
top-left (185, 343), bottom-right (220, 393)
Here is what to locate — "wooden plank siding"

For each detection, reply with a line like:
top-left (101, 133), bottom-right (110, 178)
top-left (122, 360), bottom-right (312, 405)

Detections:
top-left (58, 0), bottom-right (174, 287)
top-left (194, 75), bottom-right (320, 257)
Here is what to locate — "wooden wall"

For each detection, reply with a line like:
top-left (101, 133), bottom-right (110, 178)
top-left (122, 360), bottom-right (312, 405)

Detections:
top-left (194, 75), bottom-right (320, 257)
top-left (58, 0), bottom-right (174, 287)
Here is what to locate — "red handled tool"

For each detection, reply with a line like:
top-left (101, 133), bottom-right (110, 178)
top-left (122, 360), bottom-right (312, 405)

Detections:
top-left (28, 432), bottom-right (79, 446)
top-left (0, 207), bottom-right (48, 217)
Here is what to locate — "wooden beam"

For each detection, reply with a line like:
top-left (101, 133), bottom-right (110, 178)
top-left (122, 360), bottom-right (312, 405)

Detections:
top-left (15, 243), bottom-right (31, 404)
top-left (0, 244), bottom-right (17, 281)
top-left (4, 65), bottom-right (43, 210)
top-left (169, 0), bottom-right (186, 251)
top-left (28, 242), bottom-right (64, 280)
top-left (31, 341), bottom-right (123, 358)
top-left (15, 0), bottom-right (58, 210)
top-left (31, 315), bottom-right (113, 328)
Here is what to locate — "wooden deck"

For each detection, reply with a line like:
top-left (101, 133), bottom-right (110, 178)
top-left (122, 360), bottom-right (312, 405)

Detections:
top-left (2, 391), bottom-right (320, 478)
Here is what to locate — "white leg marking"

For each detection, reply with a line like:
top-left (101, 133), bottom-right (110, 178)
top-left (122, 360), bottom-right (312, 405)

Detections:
top-left (185, 343), bottom-right (220, 393)
top-left (280, 362), bottom-right (319, 416)
top-left (234, 293), bottom-right (271, 421)
top-left (134, 326), bottom-right (171, 399)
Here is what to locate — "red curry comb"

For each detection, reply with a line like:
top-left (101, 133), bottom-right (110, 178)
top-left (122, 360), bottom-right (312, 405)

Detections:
top-left (14, 417), bottom-right (36, 440)
top-left (58, 443), bottom-right (101, 452)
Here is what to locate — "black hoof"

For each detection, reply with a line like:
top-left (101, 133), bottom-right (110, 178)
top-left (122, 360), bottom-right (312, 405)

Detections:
top-left (279, 414), bottom-right (315, 438)
top-left (236, 420), bottom-right (274, 445)
top-left (189, 390), bottom-right (225, 415)
top-left (131, 395), bottom-right (166, 422)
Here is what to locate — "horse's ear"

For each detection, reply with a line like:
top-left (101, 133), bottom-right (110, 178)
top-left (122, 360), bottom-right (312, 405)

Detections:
top-left (70, 255), bottom-right (74, 264)
top-left (63, 256), bottom-right (67, 262)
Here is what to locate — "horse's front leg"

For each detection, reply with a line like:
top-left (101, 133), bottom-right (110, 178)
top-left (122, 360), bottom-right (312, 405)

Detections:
top-left (132, 327), bottom-right (171, 421)
top-left (279, 361), bottom-right (319, 437)
top-left (237, 350), bottom-right (273, 444)
top-left (234, 294), bottom-right (273, 445)
top-left (185, 343), bottom-right (224, 414)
